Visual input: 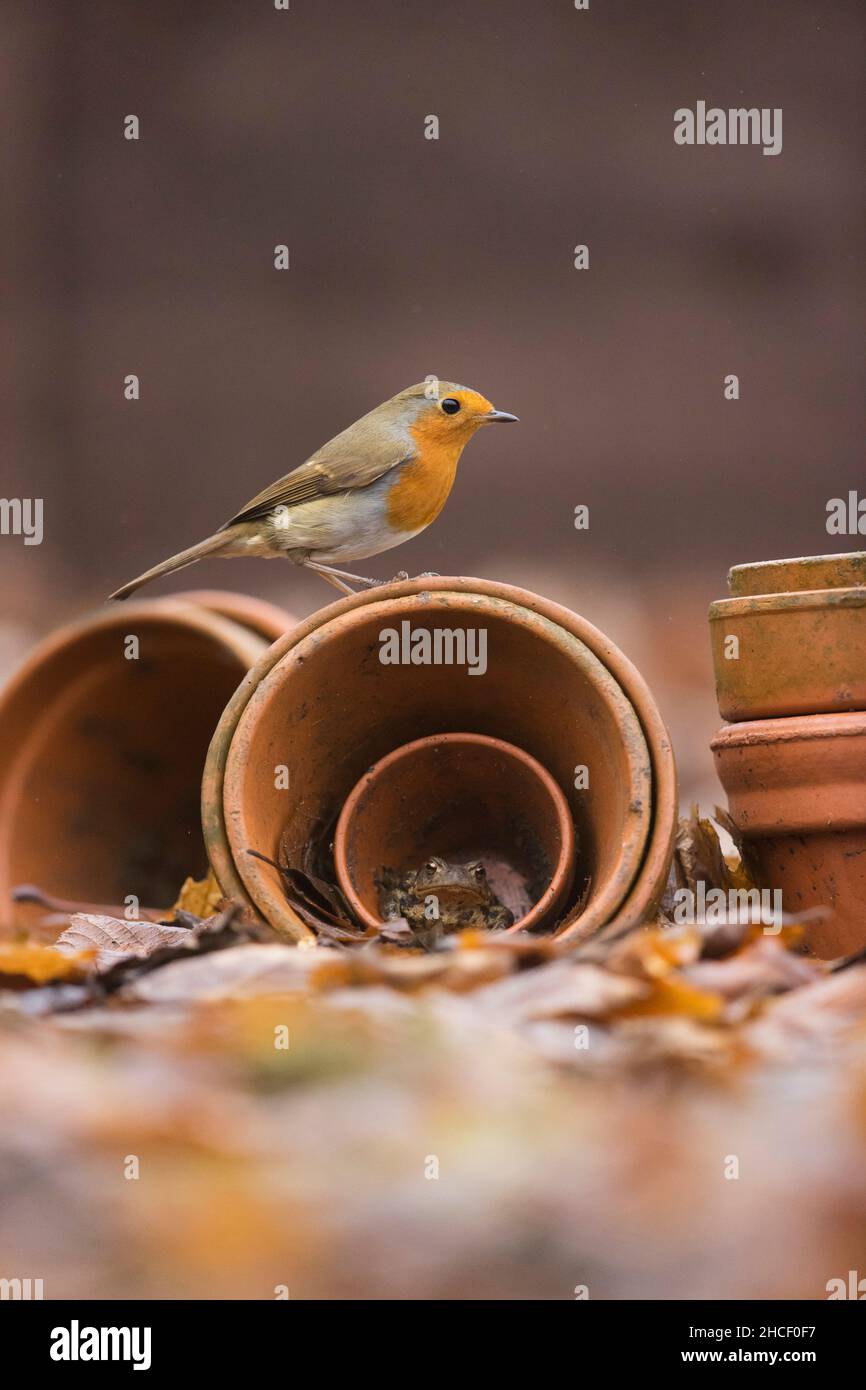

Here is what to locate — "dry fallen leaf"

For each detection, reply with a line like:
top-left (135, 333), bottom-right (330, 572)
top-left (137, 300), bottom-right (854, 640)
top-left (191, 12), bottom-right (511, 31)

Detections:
top-left (673, 805), bottom-right (755, 897)
top-left (475, 959), bottom-right (648, 1021)
top-left (747, 965), bottom-right (866, 1058)
top-left (170, 869), bottom-right (224, 920)
top-left (605, 924), bottom-right (702, 980)
top-left (683, 937), bottom-right (822, 1001)
top-left (592, 1014), bottom-right (738, 1078)
top-left (57, 914), bottom-right (193, 971)
top-left (76, 905), bottom-right (273, 998)
top-left (0, 941), bottom-right (94, 985)
top-left (122, 943), bottom-right (336, 1004)
top-left (614, 975), bottom-right (725, 1023)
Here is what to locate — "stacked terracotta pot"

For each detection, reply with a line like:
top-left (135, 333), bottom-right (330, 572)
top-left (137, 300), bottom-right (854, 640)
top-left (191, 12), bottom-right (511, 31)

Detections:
top-left (710, 553), bottom-right (866, 958)
top-left (202, 577), bottom-right (678, 943)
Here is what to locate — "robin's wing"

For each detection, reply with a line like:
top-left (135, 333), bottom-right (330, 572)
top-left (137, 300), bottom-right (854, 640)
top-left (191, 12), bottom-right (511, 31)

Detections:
top-left (221, 421), bottom-right (415, 530)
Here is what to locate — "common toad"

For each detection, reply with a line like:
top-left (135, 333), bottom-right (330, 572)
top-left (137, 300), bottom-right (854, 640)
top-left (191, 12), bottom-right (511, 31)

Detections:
top-left (378, 855), bottom-right (514, 950)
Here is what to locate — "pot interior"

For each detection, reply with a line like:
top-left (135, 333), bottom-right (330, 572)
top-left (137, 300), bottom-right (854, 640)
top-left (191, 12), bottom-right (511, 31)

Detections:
top-left (0, 612), bottom-right (260, 931)
top-left (225, 593), bottom-right (652, 936)
top-left (334, 734), bottom-right (574, 930)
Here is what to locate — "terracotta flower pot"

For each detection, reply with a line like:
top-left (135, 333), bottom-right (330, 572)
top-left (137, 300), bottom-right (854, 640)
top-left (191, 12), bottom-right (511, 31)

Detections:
top-left (203, 577), bottom-right (677, 944)
top-left (0, 592), bottom-right (294, 935)
top-left (334, 733), bottom-right (576, 933)
top-left (712, 713), bottom-right (866, 958)
top-left (709, 551), bottom-right (866, 721)
top-left (172, 589), bottom-right (296, 644)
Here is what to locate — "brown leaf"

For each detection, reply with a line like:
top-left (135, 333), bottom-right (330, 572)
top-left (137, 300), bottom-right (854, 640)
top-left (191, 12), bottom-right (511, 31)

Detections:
top-left (683, 937), bottom-right (822, 1001)
top-left (309, 937), bottom-right (514, 994)
top-left (170, 869), bottom-right (224, 920)
top-left (673, 805), bottom-right (753, 897)
top-left (605, 924), bottom-right (702, 981)
top-left (123, 943), bottom-right (335, 1004)
top-left (747, 965), bottom-right (866, 1057)
top-left (57, 914), bottom-right (193, 971)
top-left (246, 849), bottom-right (367, 938)
top-left (476, 959), bottom-right (648, 1021)
top-left (84, 905), bottom-right (272, 996)
top-left (596, 1015), bottom-right (736, 1078)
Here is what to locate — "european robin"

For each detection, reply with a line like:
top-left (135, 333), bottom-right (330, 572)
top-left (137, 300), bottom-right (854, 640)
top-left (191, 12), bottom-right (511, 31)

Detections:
top-left (109, 380), bottom-right (517, 600)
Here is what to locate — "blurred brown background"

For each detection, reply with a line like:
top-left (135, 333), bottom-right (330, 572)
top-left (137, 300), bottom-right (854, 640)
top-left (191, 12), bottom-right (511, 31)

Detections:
top-left (3, 0), bottom-right (864, 804)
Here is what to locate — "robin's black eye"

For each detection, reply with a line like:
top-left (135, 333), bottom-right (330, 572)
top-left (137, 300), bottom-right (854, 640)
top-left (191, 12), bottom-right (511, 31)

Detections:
top-left (441, 397), bottom-right (461, 415)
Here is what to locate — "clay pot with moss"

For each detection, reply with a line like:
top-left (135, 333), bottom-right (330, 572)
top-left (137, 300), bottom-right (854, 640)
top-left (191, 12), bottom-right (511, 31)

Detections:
top-left (0, 591), bottom-right (294, 935)
top-left (202, 576), bottom-right (677, 944)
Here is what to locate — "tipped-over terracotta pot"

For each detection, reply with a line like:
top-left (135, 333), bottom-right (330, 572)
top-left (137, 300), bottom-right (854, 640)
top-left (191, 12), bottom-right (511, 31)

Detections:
top-left (0, 592), bottom-right (294, 936)
top-left (710, 552), bottom-right (866, 721)
top-left (203, 577), bottom-right (677, 944)
top-left (334, 733), bottom-right (576, 933)
top-left (712, 712), bottom-right (866, 958)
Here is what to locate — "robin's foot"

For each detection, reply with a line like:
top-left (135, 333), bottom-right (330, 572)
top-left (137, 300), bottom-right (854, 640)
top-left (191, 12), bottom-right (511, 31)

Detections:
top-left (375, 570), bottom-right (437, 585)
top-left (363, 571), bottom-right (409, 587)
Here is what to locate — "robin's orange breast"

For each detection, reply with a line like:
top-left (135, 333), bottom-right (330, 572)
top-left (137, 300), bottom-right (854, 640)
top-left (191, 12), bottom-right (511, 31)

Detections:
top-left (385, 438), bottom-right (463, 533)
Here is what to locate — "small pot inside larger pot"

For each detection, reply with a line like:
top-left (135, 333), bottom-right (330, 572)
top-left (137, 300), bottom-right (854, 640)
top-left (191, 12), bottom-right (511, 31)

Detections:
top-left (333, 733), bottom-right (576, 934)
top-left (219, 587), bottom-right (655, 943)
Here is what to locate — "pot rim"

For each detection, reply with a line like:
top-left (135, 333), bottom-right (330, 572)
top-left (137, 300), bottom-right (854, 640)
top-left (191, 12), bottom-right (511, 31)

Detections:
top-left (169, 589), bottom-right (294, 643)
top-left (728, 552), bottom-right (866, 598)
top-left (711, 711), bottom-right (866, 751)
top-left (202, 577), bottom-right (677, 944)
top-left (709, 588), bottom-right (866, 621)
top-left (712, 714), bottom-right (866, 836)
top-left (0, 597), bottom-right (267, 709)
top-left (333, 732), bottom-right (576, 934)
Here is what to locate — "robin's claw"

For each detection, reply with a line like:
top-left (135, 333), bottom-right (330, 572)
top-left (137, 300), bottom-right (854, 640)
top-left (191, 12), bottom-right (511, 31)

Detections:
top-left (381, 570), bottom-right (437, 584)
top-left (365, 572), bottom-right (408, 587)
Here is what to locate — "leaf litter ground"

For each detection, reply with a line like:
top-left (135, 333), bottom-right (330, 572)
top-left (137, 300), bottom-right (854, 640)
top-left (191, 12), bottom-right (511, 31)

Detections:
top-left (2, 815), bottom-right (866, 1299)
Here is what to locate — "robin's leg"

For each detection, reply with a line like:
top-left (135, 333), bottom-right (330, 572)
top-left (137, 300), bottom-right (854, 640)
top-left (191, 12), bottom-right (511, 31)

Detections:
top-left (303, 560), bottom-right (381, 593)
top-left (303, 562), bottom-right (355, 595)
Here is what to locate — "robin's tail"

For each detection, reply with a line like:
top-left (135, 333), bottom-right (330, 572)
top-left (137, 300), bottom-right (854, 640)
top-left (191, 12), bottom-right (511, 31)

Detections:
top-left (109, 532), bottom-right (229, 601)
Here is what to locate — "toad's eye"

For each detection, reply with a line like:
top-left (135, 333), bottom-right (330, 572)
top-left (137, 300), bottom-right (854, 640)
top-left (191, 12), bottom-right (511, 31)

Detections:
top-left (440, 397), bottom-right (461, 415)
top-left (471, 864), bottom-right (486, 881)
top-left (425, 860), bottom-right (439, 874)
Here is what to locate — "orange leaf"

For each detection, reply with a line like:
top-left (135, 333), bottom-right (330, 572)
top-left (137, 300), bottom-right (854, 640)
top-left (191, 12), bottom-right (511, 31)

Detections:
top-left (0, 942), bottom-right (94, 984)
top-left (616, 976), bottom-right (724, 1022)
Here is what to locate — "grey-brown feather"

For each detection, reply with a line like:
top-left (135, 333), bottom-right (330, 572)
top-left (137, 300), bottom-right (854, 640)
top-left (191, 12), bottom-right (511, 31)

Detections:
top-left (219, 388), bottom-right (436, 530)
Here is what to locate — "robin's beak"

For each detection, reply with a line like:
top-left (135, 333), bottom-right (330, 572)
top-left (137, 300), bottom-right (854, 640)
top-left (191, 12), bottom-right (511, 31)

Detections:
top-left (485, 408), bottom-right (519, 423)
